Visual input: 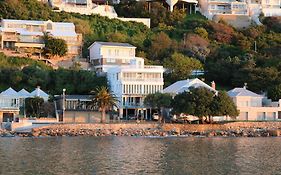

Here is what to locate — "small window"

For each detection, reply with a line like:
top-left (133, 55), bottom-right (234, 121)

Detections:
top-left (115, 49), bottom-right (119, 56)
top-left (46, 23), bottom-right (52, 30)
top-left (106, 58), bottom-right (115, 63)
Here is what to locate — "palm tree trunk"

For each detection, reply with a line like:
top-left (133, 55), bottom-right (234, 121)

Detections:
top-left (101, 108), bottom-right (106, 123)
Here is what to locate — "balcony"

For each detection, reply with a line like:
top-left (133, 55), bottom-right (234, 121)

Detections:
top-left (3, 35), bottom-right (18, 42)
top-left (209, 0), bottom-right (233, 3)
top-left (123, 102), bottom-right (145, 108)
top-left (121, 78), bottom-right (163, 82)
top-left (0, 103), bottom-right (19, 109)
top-left (144, 65), bottom-right (164, 69)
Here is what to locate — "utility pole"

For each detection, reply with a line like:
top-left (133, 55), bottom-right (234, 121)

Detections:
top-left (62, 88), bottom-right (66, 122)
top-left (254, 41), bottom-right (257, 53)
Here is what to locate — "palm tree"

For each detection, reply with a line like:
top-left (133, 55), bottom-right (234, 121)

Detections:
top-left (91, 86), bottom-right (118, 123)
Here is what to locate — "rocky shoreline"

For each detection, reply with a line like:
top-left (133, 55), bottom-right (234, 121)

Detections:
top-left (1, 127), bottom-right (281, 137)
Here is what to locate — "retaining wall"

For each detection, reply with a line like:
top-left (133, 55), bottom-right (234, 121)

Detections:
top-left (34, 122), bottom-right (281, 132)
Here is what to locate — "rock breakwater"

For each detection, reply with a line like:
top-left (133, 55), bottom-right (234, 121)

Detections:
top-left (30, 127), bottom-right (278, 137)
top-left (2, 122), bottom-right (281, 137)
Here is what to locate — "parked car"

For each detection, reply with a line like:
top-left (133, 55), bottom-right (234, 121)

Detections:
top-left (128, 114), bottom-right (137, 120)
top-left (152, 113), bottom-right (159, 121)
top-left (171, 113), bottom-right (199, 124)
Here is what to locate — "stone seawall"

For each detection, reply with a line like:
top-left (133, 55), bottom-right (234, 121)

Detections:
top-left (34, 122), bottom-right (281, 132)
top-left (162, 122), bottom-right (281, 132)
top-left (26, 122), bottom-right (281, 137)
top-left (2, 122), bottom-right (281, 137)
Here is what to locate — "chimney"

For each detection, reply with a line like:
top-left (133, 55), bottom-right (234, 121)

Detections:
top-left (37, 86), bottom-right (40, 97)
top-left (211, 81), bottom-right (216, 90)
top-left (243, 83), bottom-right (247, 89)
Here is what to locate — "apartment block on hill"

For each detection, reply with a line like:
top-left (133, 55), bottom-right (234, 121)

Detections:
top-left (0, 19), bottom-right (82, 55)
top-left (198, 0), bottom-right (281, 27)
top-left (88, 41), bottom-right (136, 74)
top-left (48, 0), bottom-right (151, 27)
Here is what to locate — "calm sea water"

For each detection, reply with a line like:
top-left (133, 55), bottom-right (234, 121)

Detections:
top-left (0, 137), bottom-right (281, 175)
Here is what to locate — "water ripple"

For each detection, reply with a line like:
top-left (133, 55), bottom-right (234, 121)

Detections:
top-left (0, 137), bottom-right (281, 174)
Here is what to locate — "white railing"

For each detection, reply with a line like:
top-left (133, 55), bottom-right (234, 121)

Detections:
top-left (122, 78), bottom-right (163, 82)
top-left (144, 65), bottom-right (163, 69)
top-left (209, 0), bottom-right (233, 3)
top-left (209, 0), bottom-right (246, 3)
top-left (123, 103), bottom-right (144, 108)
top-left (0, 104), bottom-right (19, 108)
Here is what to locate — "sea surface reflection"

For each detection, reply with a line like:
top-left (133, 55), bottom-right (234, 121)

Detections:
top-left (0, 137), bottom-right (281, 174)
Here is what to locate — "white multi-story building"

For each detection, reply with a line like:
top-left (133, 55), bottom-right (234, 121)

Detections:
top-left (88, 41), bottom-right (137, 73)
top-left (49, 0), bottom-right (118, 18)
top-left (0, 19), bottom-right (82, 55)
top-left (199, 0), bottom-right (281, 21)
top-left (248, 0), bottom-right (281, 17)
top-left (199, 0), bottom-right (248, 19)
top-left (48, 0), bottom-right (151, 27)
top-left (107, 57), bottom-right (164, 119)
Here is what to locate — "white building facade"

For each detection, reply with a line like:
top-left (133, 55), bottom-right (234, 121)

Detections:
top-left (199, 0), bottom-right (281, 20)
top-left (228, 87), bottom-right (281, 120)
top-left (107, 57), bottom-right (164, 119)
top-left (0, 87), bottom-right (49, 123)
top-left (88, 42), bottom-right (137, 74)
top-left (48, 0), bottom-right (151, 27)
top-left (49, 0), bottom-right (118, 18)
top-left (0, 19), bottom-right (82, 55)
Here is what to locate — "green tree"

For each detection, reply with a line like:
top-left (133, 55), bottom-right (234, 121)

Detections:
top-left (262, 16), bottom-right (281, 33)
top-left (194, 27), bottom-right (209, 39)
top-left (43, 34), bottom-right (67, 57)
top-left (149, 32), bottom-right (172, 61)
top-left (172, 87), bottom-right (214, 123)
top-left (268, 84), bottom-right (281, 101)
top-left (164, 52), bottom-right (203, 82)
top-left (211, 91), bottom-right (239, 121)
top-left (144, 92), bottom-right (172, 123)
top-left (107, 32), bottom-right (128, 43)
top-left (91, 86), bottom-right (118, 123)
top-left (25, 97), bottom-right (44, 118)
top-left (68, 17), bottom-right (92, 35)
top-left (181, 33), bottom-right (210, 61)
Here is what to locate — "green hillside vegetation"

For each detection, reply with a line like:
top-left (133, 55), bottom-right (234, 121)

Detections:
top-left (0, 53), bottom-right (107, 95)
top-left (0, 0), bottom-right (281, 99)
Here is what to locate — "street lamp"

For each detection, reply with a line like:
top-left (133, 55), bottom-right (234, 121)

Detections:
top-left (62, 88), bottom-right (66, 122)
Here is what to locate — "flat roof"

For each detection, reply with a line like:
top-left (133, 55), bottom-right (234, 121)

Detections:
top-left (88, 41), bottom-right (136, 49)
